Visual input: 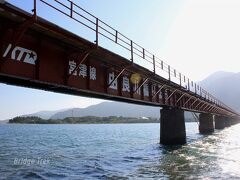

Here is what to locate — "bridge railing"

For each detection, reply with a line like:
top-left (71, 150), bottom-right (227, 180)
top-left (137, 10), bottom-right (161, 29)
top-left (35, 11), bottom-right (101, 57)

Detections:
top-left (31, 0), bottom-right (234, 113)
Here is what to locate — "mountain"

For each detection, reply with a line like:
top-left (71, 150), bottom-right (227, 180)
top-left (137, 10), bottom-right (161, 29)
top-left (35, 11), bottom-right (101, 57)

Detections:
top-left (0, 120), bottom-right (9, 124)
top-left (51, 101), bottom-right (160, 119)
top-left (17, 102), bottom-right (193, 121)
top-left (199, 71), bottom-right (240, 112)
top-left (22, 109), bottom-right (69, 119)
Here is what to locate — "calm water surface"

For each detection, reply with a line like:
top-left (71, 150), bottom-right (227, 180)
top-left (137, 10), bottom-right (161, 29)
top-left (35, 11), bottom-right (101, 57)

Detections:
top-left (1, 123), bottom-right (240, 179)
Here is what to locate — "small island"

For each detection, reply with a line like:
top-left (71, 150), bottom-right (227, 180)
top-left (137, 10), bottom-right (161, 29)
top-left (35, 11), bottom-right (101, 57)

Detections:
top-left (8, 116), bottom-right (160, 124)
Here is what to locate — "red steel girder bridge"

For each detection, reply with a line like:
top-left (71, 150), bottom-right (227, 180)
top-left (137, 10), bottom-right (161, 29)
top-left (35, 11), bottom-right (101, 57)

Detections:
top-left (0, 0), bottom-right (239, 144)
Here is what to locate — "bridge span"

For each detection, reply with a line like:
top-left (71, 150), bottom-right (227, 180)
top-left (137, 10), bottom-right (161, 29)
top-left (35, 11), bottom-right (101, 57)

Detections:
top-left (0, 0), bottom-right (239, 145)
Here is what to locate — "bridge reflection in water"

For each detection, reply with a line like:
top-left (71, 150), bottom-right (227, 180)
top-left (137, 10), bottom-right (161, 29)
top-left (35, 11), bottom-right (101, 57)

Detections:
top-left (0, 0), bottom-right (239, 145)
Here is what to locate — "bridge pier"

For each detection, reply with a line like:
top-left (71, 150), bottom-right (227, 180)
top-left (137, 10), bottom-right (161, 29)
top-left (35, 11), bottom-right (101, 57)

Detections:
top-left (230, 117), bottom-right (238, 126)
top-left (231, 118), bottom-right (240, 125)
top-left (199, 113), bottom-right (214, 134)
top-left (160, 107), bottom-right (186, 145)
top-left (216, 117), bottom-right (240, 127)
top-left (225, 117), bottom-right (232, 127)
top-left (215, 116), bottom-right (226, 129)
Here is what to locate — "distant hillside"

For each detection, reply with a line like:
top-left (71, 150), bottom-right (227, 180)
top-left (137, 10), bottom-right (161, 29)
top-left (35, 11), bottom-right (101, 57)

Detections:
top-left (0, 120), bottom-right (9, 124)
top-left (199, 71), bottom-right (240, 112)
top-left (51, 101), bottom-right (160, 119)
top-left (22, 109), bottom-right (69, 119)
top-left (13, 101), bottom-right (194, 122)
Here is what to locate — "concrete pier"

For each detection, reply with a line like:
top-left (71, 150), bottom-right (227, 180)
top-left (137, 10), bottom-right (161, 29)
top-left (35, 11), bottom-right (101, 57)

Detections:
top-left (225, 117), bottom-right (232, 127)
top-left (199, 113), bottom-right (214, 134)
top-left (215, 116), bottom-right (225, 129)
top-left (160, 107), bottom-right (186, 145)
top-left (231, 118), bottom-right (240, 125)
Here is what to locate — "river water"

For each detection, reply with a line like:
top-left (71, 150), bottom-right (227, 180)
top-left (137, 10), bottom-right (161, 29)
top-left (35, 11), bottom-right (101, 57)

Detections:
top-left (1, 123), bottom-right (240, 179)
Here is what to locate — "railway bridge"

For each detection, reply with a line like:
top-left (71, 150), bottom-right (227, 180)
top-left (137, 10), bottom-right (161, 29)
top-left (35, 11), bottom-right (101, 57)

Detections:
top-left (0, 0), bottom-right (239, 145)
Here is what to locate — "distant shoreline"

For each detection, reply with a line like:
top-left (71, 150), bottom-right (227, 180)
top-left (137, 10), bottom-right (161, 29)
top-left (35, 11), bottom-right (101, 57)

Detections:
top-left (7, 116), bottom-right (195, 124)
top-left (8, 116), bottom-right (160, 124)
top-left (7, 121), bottom-right (160, 124)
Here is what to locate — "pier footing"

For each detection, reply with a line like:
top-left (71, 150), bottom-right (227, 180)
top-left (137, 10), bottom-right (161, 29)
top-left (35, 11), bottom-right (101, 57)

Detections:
top-left (199, 113), bottom-right (214, 134)
top-left (225, 117), bottom-right (232, 127)
top-left (231, 118), bottom-right (240, 125)
top-left (215, 116), bottom-right (225, 129)
top-left (160, 107), bottom-right (186, 145)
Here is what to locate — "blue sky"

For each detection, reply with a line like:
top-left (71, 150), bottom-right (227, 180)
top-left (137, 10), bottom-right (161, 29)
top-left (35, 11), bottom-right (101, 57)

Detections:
top-left (1, 0), bottom-right (240, 119)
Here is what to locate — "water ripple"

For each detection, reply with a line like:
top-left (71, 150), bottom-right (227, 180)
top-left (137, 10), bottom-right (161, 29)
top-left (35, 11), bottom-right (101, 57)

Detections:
top-left (1, 123), bottom-right (240, 179)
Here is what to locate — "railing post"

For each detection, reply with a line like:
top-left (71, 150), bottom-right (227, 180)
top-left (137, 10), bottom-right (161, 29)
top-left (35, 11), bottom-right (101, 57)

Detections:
top-left (96, 18), bottom-right (99, 47)
top-left (33, 0), bottom-right (37, 20)
top-left (179, 73), bottom-right (182, 87)
top-left (70, 1), bottom-right (73, 18)
top-left (195, 83), bottom-right (197, 94)
top-left (161, 61), bottom-right (163, 69)
top-left (143, 48), bottom-right (145, 59)
top-left (153, 55), bottom-right (155, 74)
top-left (188, 78), bottom-right (190, 91)
top-left (168, 65), bottom-right (171, 81)
top-left (131, 40), bottom-right (133, 63)
top-left (115, 31), bottom-right (118, 43)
